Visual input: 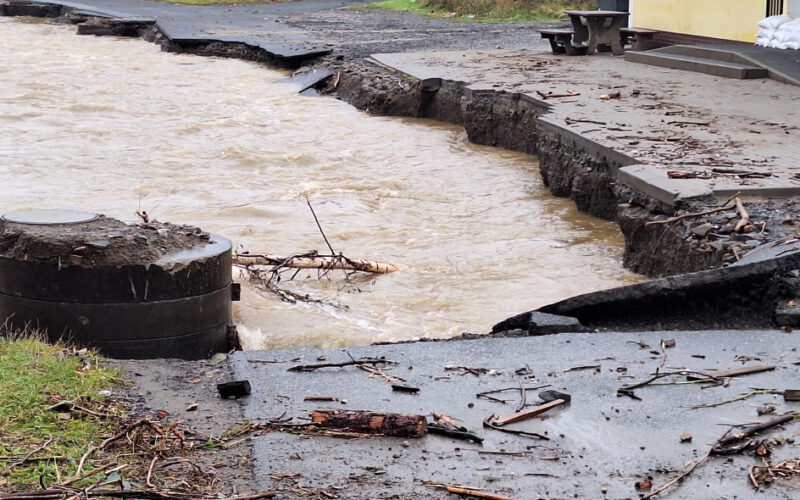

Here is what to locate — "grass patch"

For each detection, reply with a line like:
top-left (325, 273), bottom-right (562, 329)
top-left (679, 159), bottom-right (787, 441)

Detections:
top-left (0, 330), bottom-right (121, 490)
top-left (368, 0), bottom-right (597, 22)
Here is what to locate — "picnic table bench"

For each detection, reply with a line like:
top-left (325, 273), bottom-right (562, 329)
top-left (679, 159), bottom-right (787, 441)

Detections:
top-left (538, 29), bottom-right (588, 55)
top-left (620, 27), bottom-right (660, 50)
top-left (539, 25), bottom-right (661, 55)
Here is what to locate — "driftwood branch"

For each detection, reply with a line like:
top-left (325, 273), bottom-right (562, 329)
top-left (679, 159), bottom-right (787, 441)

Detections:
top-left (310, 409), bottom-right (427, 437)
top-left (233, 253), bottom-right (398, 274)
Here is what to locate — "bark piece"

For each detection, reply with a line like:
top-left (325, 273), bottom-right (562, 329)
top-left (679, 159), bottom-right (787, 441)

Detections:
top-left (490, 399), bottom-right (565, 427)
top-left (311, 409), bottom-right (427, 437)
top-left (685, 364), bottom-right (774, 382)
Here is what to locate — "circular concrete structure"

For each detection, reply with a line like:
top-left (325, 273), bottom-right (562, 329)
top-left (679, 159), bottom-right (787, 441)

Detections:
top-left (0, 210), bottom-right (235, 359)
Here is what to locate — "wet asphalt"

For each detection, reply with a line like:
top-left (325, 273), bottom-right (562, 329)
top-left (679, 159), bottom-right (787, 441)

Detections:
top-left (232, 329), bottom-right (800, 499)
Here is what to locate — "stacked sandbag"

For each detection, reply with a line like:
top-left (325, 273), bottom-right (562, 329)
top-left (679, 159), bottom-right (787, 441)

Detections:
top-left (756, 14), bottom-right (800, 49)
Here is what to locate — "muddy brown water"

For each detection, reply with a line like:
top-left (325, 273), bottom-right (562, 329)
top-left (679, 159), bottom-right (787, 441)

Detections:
top-left (1, 18), bottom-right (641, 349)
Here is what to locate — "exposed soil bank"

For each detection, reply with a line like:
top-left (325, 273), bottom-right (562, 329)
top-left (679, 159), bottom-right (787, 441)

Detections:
top-left (323, 56), bottom-right (800, 279)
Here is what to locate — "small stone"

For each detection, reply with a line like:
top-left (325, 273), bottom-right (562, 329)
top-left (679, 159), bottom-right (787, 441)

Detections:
top-left (757, 404), bottom-right (776, 416)
top-left (68, 254), bottom-right (84, 266)
top-left (85, 240), bottom-right (110, 250)
top-left (401, 441), bottom-right (410, 448)
top-left (680, 432), bottom-right (693, 443)
top-left (690, 223), bottom-right (713, 237)
top-left (210, 353), bottom-right (227, 364)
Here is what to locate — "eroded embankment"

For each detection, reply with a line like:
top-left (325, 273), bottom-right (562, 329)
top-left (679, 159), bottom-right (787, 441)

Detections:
top-left (327, 57), bottom-right (736, 277)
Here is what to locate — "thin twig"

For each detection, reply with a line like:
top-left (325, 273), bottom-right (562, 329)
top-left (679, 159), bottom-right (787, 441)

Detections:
top-left (482, 416), bottom-right (549, 440)
top-left (640, 451), bottom-right (711, 499)
top-left (305, 196), bottom-right (336, 255)
top-left (685, 389), bottom-right (779, 410)
top-left (5, 437), bottom-right (56, 471)
top-left (288, 358), bottom-right (395, 372)
top-left (645, 204), bottom-right (735, 226)
top-left (146, 456), bottom-right (158, 488)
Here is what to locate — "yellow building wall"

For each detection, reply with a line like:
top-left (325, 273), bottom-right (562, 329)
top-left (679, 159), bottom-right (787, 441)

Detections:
top-left (633, 0), bottom-right (783, 42)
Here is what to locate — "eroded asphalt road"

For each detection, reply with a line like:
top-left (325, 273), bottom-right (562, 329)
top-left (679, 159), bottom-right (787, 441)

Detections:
top-left (29, 0), bottom-right (558, 57)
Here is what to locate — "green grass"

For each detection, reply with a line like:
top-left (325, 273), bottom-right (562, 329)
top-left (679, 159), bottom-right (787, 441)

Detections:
top-left (367, 0), bottom-right (596, 22)
top-left (0, 332), bottom-right (121, 490)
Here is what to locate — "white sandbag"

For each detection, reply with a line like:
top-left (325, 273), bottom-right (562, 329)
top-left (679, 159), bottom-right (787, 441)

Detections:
top-left (770, 39), bottom-right (788, 49)
top-left (775, 29), bottom-right (800, 43)
top-left (785, 40), bottom-right (800, 50)
top-left (756, 28), bottom-right (776, 39)
top-left (779, 19), bottom-right (800, 31)
top-left (758, 14), bottom-right (793, 29)
top-left (756, 36), bottom-right (772, 46)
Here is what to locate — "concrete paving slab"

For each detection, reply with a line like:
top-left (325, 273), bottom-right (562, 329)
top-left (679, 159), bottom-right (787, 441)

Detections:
top-left (232, 331), bottom-right (800, 499)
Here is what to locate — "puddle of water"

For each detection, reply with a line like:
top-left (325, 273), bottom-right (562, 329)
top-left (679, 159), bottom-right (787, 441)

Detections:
top-left (0, 18), bottom-right (641, 349)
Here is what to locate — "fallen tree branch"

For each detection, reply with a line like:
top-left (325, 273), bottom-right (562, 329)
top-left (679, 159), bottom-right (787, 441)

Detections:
top-left (288, 357), bottom-right (395, 372)
top-left (233, 253), bottom-right (398, 274)
top-left (424, 482), bottom-right (519, 500)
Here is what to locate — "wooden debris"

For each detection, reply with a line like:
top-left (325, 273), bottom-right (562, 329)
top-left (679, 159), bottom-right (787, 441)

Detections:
top-left (734, 196), bottom-right (750, 233)
top-left (433, 412), bottom-right (468, 432)
top-left (536, 89), bottom-right (580, 99)
top-left (310, 409), bottom-right (427, 438)
top-left (424, 482), bottom-right (520, 500)
top-left (489, 399), bottom-right (566, 427)
top-left (712, 415), bottom-right (795, 455)
top-left (288, 357), bottom-right (394, 372)
top-left (563, 365), bottom-right (600, 373)
top-left (233, 253), bottom-right (398, 274)
top-left (645, 203), bottom-right (736, 226)
top-left (784, 390), bottom-right (800, 401)
top-left (667, 170), bottom-right (712, 179)
top-left (303, 396), bottom-right (336, 402)
top-left (712, 167), bottom-right (771, 178)
top-left (358, 363), bottom-right (405, 383)
top-left (482, 416), bottom-right (549, 440)
top-left (599, 91), bottom-right (621, 100)
top-left (445, 365), bottom-right (490, 376)
top-left (666, 119), bottom-right (710, 126)
top-left (564, 117), bottom-right (606, 126)
top-left (427, 424), bottom-right (483, 443)
top-left (644, 415), bottom-right (798, 498)
top-left (685, 364), bottom-right (774, 382)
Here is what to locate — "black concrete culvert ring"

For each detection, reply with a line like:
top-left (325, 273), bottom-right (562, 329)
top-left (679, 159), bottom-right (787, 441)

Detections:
top-left (0, 210), bottom-right (234, 359)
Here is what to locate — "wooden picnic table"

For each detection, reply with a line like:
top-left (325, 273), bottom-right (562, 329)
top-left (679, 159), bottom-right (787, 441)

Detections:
top-left (564, 10), bottom-right (630, 56)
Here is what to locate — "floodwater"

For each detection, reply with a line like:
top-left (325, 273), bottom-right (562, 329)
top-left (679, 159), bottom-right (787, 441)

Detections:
top-left (0, 18), bottom-right (641, 349)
